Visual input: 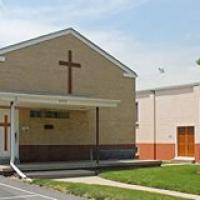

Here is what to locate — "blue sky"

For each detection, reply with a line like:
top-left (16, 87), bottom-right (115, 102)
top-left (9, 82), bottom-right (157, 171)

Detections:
top-left (0, 0), bottom-right (200, 89)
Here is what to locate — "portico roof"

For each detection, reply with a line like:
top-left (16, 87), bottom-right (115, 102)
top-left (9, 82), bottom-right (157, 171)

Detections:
top-left (0, 91), bottom-right (120, 109)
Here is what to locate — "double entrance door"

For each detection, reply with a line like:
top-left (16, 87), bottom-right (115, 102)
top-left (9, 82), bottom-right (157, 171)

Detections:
top-left (177, 126), bottom-right (194, 157)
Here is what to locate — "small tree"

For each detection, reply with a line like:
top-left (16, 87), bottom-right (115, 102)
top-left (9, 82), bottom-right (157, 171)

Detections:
top-left (196, 58), bottom-right (200, 66)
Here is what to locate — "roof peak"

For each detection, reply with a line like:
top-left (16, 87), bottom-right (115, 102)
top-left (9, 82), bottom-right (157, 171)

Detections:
top-left (0, 27), bottom-right (137, 78)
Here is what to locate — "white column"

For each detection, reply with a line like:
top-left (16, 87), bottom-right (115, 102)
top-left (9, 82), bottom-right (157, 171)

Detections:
top-left (195, 86), bottom-right (200, 144)
top-left (191, 85), bottom-right (200, 162)
top-left (15, 110), bottom-right (19, 162)
top-left (9, 101), bottom-right (27, 180)
top-left (10, 101), bottom-right (16, 163)
top-left (150, 90), bottom-right (156, 159)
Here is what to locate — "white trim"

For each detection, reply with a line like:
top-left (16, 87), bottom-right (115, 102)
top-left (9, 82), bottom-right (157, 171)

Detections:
top-left (0, 92), bottom-right (120, 108)
top-left (137, 82), bottom-right (200, 95)
top-left (173, 156), bottom-right (195, 160)
top-left (123, 73), bottom-right (135, 78)
top-left (175, 127), bottom-right (178, 158)
top-left (0, 28), bottom-right (137, 78)
top-left (0, 56), bottom-right (5, 62)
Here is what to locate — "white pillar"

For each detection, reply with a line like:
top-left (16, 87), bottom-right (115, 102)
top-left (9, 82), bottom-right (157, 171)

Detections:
top-left (9, 101), bottom-right (27, 179)
top-left (10, 101), bottom-right (16, 163)
top-left (150, 90), bottom-right (156, 159)
top-left (194, 85), bottom-right (200, 144)
top-left (15, 110), bottom-right (19, 162)
top-left (194, 85), bottom-right (200, 162)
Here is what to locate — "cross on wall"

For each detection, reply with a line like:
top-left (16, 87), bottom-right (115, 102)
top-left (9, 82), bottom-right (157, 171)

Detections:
top-left (0, 115), bottom-right (10, 151)
top-left (59, 50), bottom-right (81, 94)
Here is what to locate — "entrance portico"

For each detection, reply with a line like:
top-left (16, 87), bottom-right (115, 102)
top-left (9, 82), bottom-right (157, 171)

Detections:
top-left (0, 92), bottom-right (120, 164)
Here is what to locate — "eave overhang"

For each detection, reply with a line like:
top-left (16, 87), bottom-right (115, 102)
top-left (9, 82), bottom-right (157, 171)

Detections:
top-left (0, 92), bottom-right (120, 109)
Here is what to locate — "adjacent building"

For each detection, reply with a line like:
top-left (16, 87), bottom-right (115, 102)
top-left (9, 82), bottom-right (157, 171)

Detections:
top-left (136, 83), bottom-right (200, 162)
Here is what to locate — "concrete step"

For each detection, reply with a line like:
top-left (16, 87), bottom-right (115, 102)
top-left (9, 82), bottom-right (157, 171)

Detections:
top-left (17, 160), bottom-right (162, 172)
top-left (0, 165), bottom-right (13, 176)
top-left (17, 161), bottom-right (97, 172)
top-left (23, 169), bottom-right (96, 179)
top-left (172, 157), bottom-right (195, 164)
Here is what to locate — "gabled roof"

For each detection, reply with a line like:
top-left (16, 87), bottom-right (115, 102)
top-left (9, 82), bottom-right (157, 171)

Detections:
top-left (0, 28), bottom-right (137, 78)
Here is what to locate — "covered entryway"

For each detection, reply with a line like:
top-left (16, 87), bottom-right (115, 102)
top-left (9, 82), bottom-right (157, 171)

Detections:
top-left (0, 91), bottom-right (121, 165)
top-left (177, 126), bottom-right (195, 157)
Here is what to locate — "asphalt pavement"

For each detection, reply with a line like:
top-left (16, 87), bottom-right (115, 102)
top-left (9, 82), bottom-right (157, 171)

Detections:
top-left (0, 175), bottom-right (85, 200)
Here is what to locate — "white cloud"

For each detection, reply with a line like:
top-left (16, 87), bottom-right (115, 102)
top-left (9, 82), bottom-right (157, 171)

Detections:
top-left (0, 19), bottom-right (56, 47)
top-left (0, 0), bottom-right (148, 46)
top-left (0, 0), bottom-right (199, 90)
top-left (3, 0), bottom-right (149, 25)
top-left (81, 28), bottom-right (200, 90)
top-left (0, 0), bottom-right (5, 10)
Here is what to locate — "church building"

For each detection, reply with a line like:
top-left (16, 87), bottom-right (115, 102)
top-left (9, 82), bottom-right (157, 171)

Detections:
top-left (0, 28), bottom-right (137, 164)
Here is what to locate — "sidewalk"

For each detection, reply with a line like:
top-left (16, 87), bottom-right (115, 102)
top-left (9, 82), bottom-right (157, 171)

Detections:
top-left (56, 176), bottom-right (200, 200)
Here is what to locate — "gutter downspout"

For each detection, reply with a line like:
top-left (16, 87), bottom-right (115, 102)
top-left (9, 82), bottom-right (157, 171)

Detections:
top-left (151, 90), bottom-right (157, 160)
top-left (10, 101), bottom-right (30, 181)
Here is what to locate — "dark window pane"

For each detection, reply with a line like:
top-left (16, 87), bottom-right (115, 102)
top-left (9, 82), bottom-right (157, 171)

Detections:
top-left (44, 124), bottom-right (54, 129)
top-left (30, 110), bottom-right (70, 119)
top-left (30, 110), bottom-right (42, 118)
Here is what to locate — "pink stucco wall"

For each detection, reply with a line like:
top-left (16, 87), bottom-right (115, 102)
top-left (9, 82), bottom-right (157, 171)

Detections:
top-left (136, 84), bottom-right (200, 161)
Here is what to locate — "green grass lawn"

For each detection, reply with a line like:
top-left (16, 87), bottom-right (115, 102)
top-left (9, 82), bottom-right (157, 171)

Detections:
top-left (100, 165), bottom-right (200, 195)
top-left (33, 179), bottom-right (186, 200)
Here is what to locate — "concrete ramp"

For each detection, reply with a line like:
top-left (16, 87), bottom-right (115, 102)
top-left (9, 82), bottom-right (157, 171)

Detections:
top-left (0, 160), bottom-right (162, 177)
top-left (17, 160), bottom-right (162, 172)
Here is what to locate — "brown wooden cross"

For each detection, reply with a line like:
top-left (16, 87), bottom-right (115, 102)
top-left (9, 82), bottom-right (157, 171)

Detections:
top-left (0, 115), bottom-right (10, 151)
top-left (59, 50), bottom-right (81, 94)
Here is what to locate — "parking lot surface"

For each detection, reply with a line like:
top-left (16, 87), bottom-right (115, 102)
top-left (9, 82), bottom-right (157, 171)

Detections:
top-left (0, 175), bottom-right (84, 200)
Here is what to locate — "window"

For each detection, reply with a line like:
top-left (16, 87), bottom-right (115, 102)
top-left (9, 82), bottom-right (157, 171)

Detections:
top-left (30, 110), bottom-right (69, 119)
top-left (44, 111), bottom-right (55, 118)
top-left (30, 110), bottom-right (42, 118)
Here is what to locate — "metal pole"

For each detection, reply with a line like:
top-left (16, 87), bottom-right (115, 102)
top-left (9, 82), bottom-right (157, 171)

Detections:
top-left (10, 101), bottom-right (15, 163)
top-left (96, 107), bottom-right (99, 164)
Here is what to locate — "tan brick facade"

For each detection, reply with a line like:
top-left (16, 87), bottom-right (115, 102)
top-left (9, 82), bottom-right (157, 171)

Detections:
top-left (19, 109), bottom-right (91, 145)
top-left (0, 32), bottom-right (136, 161)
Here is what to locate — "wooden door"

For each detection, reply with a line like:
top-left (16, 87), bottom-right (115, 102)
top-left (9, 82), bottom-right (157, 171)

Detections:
top-left (187, 127), bottom-right (195, 156)
top-left (177, 126), bottom-right (194, 157)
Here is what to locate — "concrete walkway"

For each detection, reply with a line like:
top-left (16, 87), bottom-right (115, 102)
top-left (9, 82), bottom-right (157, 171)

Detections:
top-left (56, 176), bottom-right (200, 200)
